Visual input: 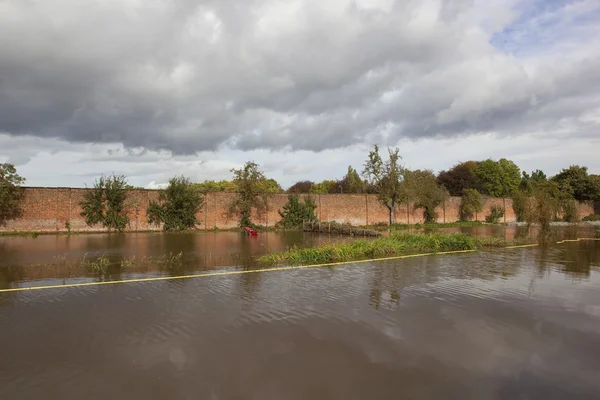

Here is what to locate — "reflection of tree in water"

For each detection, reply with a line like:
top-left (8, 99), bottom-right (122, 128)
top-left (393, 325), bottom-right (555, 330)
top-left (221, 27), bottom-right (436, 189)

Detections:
top-left (0, 242), bottom-right (24, 290)
top-left (559, 241), bottom-right (600, 278)
top-left (368, 261), bottom-right (423, 310)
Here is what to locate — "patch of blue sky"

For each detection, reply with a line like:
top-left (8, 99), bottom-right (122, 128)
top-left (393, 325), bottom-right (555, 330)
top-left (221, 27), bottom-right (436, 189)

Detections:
top-left (490, 0), bottom-right (600, 57)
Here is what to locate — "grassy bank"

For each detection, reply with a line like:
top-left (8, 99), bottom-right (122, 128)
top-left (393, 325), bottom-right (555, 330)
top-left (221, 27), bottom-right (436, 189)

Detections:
top-left (258, 232), bottom-right (480, 265)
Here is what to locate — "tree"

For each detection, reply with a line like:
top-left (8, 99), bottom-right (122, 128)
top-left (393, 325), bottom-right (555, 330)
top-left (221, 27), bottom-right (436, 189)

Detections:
top-left (278, 195), bottom-right (318, 229)
top-left (403, 169), bottom-right (448, 223)
top-left (0, 163), bottom-right (25, 226)
top-left (437, 161), bottom-right (480, 196)
top-left (340, 166), bottom-right (364, 193)
top-left (265, 178), bottom-right (284, 194)
top-left (362, 145), bottom-right (404, 226)
top-left (80, 174), bottom-right (129, 232)
top-left (475, 158), bottom-right (521, 198)
top-left (460, 188), bottom-right (483, 221)
top-left (551, 165), bottom-right (600, 201)
top-left (147, 176), bottom-right (203, 231)
top-left (310, 180), bottom-right (339, 194)
top-left (193, 180), bottom-right (237, 194)
top-left (287, 181), bottom-right (314, 194)
top-left (229, 162), bottom-right (277, 227)
top-left (520, 169), bottom-right (547, 192)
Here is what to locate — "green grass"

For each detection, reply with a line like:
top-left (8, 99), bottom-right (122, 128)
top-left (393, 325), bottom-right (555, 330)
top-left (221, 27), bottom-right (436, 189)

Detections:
top-left (363, 221), bottom-right (496, 232)
top-left (0, 231), bottom-right (40, 238)
top-left (583, 214), bottom-right (600, 222)
top-left (258, 232), bottom-right (480, 265)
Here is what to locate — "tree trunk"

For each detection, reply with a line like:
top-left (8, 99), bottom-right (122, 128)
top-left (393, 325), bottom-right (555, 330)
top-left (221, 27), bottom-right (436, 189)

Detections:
top-left (388, 202), bottom-right (395, 226)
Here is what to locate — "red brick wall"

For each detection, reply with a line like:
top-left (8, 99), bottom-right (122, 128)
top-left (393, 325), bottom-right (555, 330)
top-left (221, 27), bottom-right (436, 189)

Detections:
top-left (0, 188), bottom-right (595, 232)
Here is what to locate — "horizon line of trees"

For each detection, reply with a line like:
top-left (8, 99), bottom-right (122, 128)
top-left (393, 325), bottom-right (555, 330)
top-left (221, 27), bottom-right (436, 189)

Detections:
top-left (2, 152), bottom-right (600, 230)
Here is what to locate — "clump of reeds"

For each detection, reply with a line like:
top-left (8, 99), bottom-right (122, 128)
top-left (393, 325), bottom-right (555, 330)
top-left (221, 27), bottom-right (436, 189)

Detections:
top-left (257, 232), bottom-right (479, 265)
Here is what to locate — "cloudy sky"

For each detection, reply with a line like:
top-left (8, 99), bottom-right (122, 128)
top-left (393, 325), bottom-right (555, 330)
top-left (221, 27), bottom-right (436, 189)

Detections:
top-left (1, 0), bottom-right (599, 189)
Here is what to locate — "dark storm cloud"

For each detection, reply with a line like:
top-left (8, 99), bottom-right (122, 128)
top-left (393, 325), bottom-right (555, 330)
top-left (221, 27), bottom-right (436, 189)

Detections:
top-left (1, 0), bottom-right (599, 154)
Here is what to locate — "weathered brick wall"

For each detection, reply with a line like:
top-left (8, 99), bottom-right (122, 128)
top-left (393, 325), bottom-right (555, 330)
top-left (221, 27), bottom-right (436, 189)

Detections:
top-left (0, 188), bottom-right (596, 232)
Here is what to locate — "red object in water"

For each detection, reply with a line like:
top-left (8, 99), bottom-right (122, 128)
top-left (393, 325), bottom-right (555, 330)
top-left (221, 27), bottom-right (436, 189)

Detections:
top-left (244, 227), bottom-right (259, 236)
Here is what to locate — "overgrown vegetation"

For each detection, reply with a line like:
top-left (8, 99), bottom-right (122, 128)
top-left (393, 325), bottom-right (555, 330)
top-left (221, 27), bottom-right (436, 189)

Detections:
top-left (147, 176), bottom-right (203, 231)
top-left (277, 194), bottom-right (318, 229)
top-left (0, 163), bottom-right (25, 226)
top-left (460, 188), bottom-right (483, 221)
top-left (485, 205), bottom-right (505, 223)
top-left (258, 232), bottom-right (479, 265)
top-left (229, 161), bottom-right (279, 227)
top-left (80, 174), bottom-right (129, 232)
top-left (583, 214), bottom-right (600, 222)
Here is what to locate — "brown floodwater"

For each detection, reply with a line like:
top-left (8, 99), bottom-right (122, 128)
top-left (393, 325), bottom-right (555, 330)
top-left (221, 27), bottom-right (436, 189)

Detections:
top-left (1, 227), bottom-right (600, 399)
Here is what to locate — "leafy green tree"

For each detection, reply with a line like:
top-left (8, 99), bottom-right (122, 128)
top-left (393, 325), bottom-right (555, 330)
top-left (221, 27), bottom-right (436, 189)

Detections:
top-left (551, 165), bottom-right (600, 201)
top-left (362, 145), bottom-right (405, 225)
top-left (229, 162), bottom-right (277, 227)
top-left (147, 176), bottom-right (203, 231)
top-left (476, 158), bottom-right (521, 198)
top-left (265, 178), bottom-right (283, 193)
top-left (520, 169), bottom-right (547, 191)
top-left (340, 166), bottom-right (364, 193)
top-left (437, 161), bottom-right (481, 196)
top-left (287, 181), bottom-right (314, 193)
top-left (80, 174), bottom-right (129, 232)
top-left (193, 180), bottom-right (237, 194)
top-left (403, 169), bottom-right (448, 223)
top-left (277, 194), bottom-right (318, 228)
top-left (310, 180), bottom-right (339, 194)
top-left (0, 163), bottom-right (25, 226)
top-left (460, 188), bottom-right (483, 221)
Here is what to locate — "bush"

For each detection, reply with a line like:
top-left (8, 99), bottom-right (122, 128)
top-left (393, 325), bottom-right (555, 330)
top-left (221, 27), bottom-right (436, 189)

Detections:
top-left (583, 214), bottom-right (600, 222)
top-left (460, 189), bottom-right (483, 221)
top-left (277, 194), bottom-right (318, 229)
top-left (80, 174), bottom-right (129, 231)
top-left (485, 205), bottom-right (505, 223)
top-left (148, 176), bottom-right (203, 231)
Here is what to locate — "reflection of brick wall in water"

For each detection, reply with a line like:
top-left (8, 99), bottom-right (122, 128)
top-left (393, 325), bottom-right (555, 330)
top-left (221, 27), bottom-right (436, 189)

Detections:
top-left (0, 187), bottom-right (596, 232)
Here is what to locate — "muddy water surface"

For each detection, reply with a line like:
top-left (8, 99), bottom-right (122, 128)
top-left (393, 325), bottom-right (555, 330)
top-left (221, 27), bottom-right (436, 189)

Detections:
top-left (1, 228), bottom-right (600, 399)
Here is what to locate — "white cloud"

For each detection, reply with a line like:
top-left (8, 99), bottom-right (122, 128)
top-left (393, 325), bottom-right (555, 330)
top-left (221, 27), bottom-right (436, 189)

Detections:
top-left (0, 0), bottom-right (599, 185)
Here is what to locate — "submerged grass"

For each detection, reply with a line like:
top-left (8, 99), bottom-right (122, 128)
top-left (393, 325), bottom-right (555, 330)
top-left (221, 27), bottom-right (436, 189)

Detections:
top-left (362, 221), bottom-right (497, 232)
top-left (258, 232), bottom-right (480, 266)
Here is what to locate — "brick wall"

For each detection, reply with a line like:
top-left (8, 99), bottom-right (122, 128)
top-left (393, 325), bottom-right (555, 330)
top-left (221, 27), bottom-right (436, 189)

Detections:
top-left (0, 187), bottom-right (596, 233)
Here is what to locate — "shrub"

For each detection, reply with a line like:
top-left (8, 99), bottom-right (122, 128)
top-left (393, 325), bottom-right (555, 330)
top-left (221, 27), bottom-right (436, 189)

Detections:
top-left (485, 205), bottom-right (505, 223)
top-left (277, 194), bottom-right (318, 229)
top-left (80, 174), bottom-right (129, 232)
top-left (148, 176), bottom-right (203, 231)
top-left (583, 214), bottom-right (600, 222)
top-left (460, 189), bottom-right (483, 221)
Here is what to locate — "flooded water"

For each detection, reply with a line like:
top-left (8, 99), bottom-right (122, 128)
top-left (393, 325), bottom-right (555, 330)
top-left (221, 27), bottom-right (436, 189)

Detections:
top-left (1, 227), bottom-right (600, 399)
